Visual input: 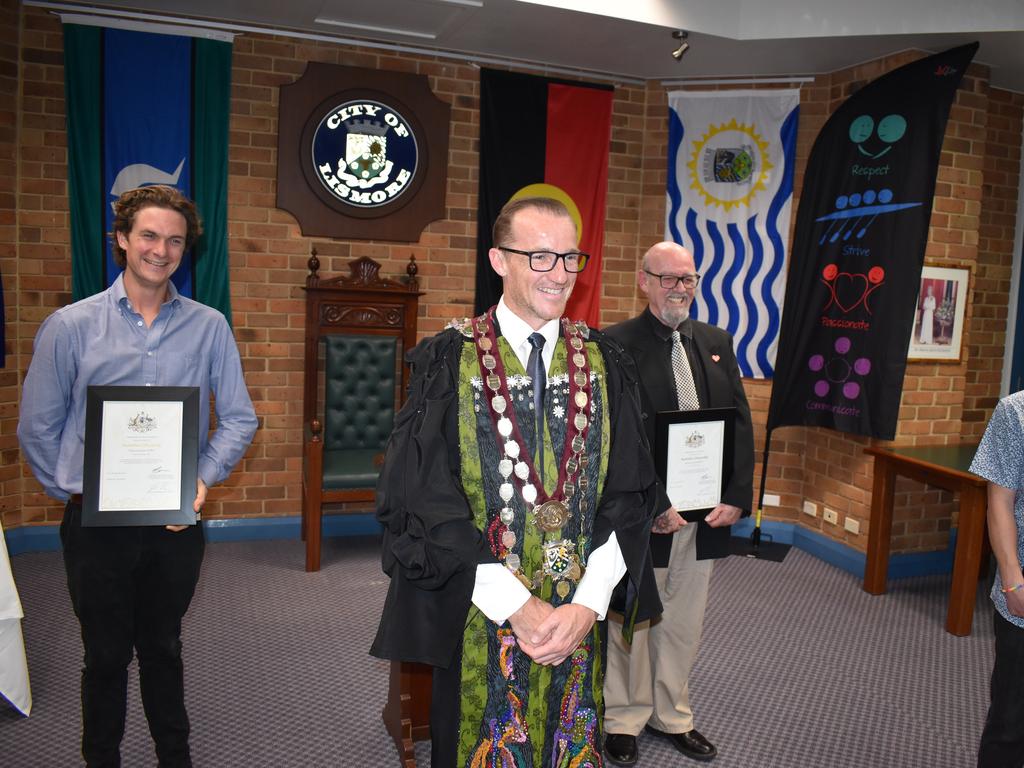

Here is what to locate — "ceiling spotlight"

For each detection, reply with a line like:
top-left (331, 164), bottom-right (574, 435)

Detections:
top-left (671, 30), bottom-right (690, 61)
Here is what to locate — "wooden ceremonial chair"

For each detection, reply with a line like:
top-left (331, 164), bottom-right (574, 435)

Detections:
top-left (301, 252), bottom-right (421, 572)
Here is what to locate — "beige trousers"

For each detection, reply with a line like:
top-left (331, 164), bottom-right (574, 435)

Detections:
top-left (603, 523), bottom-right (713, 736)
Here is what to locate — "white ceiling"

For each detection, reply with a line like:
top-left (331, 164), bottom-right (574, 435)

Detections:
top-left (30, 0), bottom-right (1024, 92)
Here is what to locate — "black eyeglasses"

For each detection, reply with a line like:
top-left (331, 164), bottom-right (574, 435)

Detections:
top-left (497, 247), bottom-right (589, 273)
top-left (643, 269), bottom-right (700, 289)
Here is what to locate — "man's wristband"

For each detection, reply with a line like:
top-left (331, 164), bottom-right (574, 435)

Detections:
top-left (1000, 583), bottom-right (1024, 594)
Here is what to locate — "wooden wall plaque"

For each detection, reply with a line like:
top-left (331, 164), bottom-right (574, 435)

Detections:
top-left (277, 62), bottom-right (450, 241)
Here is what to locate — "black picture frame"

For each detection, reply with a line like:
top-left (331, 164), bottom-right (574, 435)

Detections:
top-left (654, 406), bottom-right (737, 516)
top-left (83, 386), bottom-right (200, 527)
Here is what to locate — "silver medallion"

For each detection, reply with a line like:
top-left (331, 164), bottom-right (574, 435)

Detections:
top-left (497, 417), bottom-right (513, 437)
top-left (505, 440), bottom-right (521, 459)
top-left (500, 506), bottom-right (515, 524)
top-left (491, 395), bottom-right (507, 414)
top-left (514, 461), bottom-right (530, 480)
top-left (499, 482), bottom-right (514, 502)
top-left (498, 458), bottom-right (513, 478)
top-left (521, 483), bottom-right (538, 504)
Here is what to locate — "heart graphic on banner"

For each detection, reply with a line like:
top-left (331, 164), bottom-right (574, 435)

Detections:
top-left (834, 273), bottom-right (869, 313)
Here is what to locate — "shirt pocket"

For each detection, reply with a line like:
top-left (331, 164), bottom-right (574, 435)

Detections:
top-left (168, 353), bottom-right (203, 386)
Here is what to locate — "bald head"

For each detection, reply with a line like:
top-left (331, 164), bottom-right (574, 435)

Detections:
top-left (638, 241), bottom-right (698, 329)
top-left (641, 241), bottom-right (693, 272)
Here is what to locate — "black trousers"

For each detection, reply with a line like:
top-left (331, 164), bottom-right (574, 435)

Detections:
top-left (977, 610), bottom-right (1024, 768)
top-left (61, 501), bottom-right (204, 768)
top-left (430, 645), bottom-right (461, 768)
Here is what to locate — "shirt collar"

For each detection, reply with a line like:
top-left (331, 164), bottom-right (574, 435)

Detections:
top-left (113, 272), bottom-right (181, 313)
top-left (643, 306), bottom-right (692, 341)
top-left (495, 297), bottom-right (561, 370)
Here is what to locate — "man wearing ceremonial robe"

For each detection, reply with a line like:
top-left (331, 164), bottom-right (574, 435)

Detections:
top-left (371, 197), bottom-right (661, 767)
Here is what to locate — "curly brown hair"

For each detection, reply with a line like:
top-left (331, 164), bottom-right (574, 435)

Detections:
top-left (109, 185), bottom-right (203, 268)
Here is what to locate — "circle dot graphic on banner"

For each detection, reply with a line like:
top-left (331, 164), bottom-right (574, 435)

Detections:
top-left (509, 183), bottom-right (583, 246)
top-left (807, 337), bottom-right (871, 402)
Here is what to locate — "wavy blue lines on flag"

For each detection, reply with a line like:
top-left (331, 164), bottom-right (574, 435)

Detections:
top-left (667, 90), bottom-right (800, 378)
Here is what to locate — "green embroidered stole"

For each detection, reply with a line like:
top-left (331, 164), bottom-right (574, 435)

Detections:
top-left (455, 332), bottom-right (612, 767)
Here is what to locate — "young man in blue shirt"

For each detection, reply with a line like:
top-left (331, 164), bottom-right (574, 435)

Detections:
top-left (18, 185), bottom-right (257, 767)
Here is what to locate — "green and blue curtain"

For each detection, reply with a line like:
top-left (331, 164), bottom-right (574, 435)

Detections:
top-left (63, 23), bottom-right (233, 320)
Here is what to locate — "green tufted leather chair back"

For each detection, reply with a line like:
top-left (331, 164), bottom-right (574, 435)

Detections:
top-left (321, 334), bottom-right (397, 490)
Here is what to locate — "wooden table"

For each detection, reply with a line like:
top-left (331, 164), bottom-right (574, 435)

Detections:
top-left (863, 443), bottom-right (987, 636)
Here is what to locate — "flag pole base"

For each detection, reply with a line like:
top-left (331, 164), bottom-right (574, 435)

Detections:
top-left (729, 525), bottom-right (791, 562)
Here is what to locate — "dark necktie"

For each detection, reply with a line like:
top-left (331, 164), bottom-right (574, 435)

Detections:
top-left (527, 332), bottom-right (546, 484)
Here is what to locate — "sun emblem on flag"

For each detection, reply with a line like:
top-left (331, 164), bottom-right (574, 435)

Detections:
top-left (687, 118), bottom-right (772, 211)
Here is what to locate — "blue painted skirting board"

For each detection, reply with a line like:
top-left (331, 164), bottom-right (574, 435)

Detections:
top-left (7, 514), bottom-right (956, 580)
top-left (730, 517), bottom-right (957, 580)
top-left (5, 514), bottom-right (381, 556)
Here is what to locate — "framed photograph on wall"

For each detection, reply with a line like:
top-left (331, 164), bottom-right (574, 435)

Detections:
top-left (907, 264), bottom-right (970, 362)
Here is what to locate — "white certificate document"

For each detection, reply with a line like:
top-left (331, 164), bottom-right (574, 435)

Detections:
top-left (664, 419), bottom-right (725, 512)
top-left (98, 401), bottom-right (183, 511)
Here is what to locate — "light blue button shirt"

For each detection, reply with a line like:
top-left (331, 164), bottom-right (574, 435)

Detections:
top-left (18, 274), bottom-right (257, 500)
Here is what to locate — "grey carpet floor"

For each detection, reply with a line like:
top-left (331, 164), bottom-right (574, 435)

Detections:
top-left (0, 536), bottom-right (993, 767)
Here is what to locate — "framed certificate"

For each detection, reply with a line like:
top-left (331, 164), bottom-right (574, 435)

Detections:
top-left (82, 386), bottom-right (200, 527)
top-left (655, 407), bottom-right (736, 514)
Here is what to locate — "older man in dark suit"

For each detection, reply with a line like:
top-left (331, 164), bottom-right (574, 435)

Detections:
top-left (602, 241), bottom-right (754, 765)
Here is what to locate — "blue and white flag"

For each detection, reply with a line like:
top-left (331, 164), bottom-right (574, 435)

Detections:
top-left (64, 21), bottom-right (234, 320)
top-left (667, 90), bottom-right (800, 378)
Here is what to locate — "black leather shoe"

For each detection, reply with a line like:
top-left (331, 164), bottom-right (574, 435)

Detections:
top-left (604, 733), bottom-right (639, 766)
top-left (644, 725), bottom-right (718, 761)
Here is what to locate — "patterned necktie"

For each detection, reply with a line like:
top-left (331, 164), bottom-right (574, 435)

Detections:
top-left (671, 330), bottom-right (700, 411)
top-left (527, 332), bottom-right (547, 483)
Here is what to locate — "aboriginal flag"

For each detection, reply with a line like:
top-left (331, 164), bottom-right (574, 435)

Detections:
top-left (476, 69), bottom-right (613, 326)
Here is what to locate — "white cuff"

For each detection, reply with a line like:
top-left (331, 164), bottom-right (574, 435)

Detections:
top-left (571, 531), bottom-right (627, 620)
top-left (471, 563), bottom-right (532, 624)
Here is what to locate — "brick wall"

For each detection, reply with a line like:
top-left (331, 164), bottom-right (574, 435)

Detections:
top-left (965, 87), bottom-right (1024, 434)
top-left (0, 0), bottom-right (19, 527)
top-left (5, 5), bottom-right (1022, 557)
